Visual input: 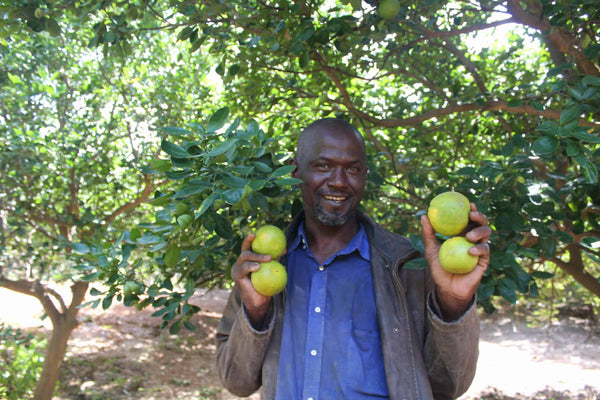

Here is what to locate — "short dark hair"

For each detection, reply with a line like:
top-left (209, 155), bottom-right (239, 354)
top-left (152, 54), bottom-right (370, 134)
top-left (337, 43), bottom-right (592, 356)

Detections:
top-left (296, 118), bottom-right (366, 164)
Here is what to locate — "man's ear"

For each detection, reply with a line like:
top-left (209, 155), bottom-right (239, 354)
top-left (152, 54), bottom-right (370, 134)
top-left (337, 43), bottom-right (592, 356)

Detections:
top-left (290, 158), bottom-right (300, 179)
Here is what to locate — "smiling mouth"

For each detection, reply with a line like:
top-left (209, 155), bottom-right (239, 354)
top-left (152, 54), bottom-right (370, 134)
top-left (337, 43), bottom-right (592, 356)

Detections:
top-left (322, 194), bottom-right (349, 202)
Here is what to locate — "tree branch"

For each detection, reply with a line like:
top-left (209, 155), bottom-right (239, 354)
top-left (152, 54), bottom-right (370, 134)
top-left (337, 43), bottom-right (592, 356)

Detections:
top-left (103, 173), bottom-right (161, 225)
top-left (506, 0), bottom-right (599, 77)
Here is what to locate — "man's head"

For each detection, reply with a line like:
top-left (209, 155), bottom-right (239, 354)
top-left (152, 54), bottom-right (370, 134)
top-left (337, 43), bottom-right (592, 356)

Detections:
top-left (292, 118), bottom-right (367, 228)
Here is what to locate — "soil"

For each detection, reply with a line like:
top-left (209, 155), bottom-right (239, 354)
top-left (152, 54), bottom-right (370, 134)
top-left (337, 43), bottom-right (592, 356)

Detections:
top-left (2, 288), bottom-right (600, 400)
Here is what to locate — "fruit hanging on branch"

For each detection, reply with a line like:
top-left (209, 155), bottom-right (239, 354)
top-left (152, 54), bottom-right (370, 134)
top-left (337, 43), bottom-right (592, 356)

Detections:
top-left (377, 0), bottom-right (401, 19)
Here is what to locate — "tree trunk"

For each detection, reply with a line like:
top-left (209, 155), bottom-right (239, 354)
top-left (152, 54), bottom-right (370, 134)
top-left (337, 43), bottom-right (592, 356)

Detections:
top-left (33, 317), bottom-right (77, 400)
top-left (0, 277), bottom-right (89, 400)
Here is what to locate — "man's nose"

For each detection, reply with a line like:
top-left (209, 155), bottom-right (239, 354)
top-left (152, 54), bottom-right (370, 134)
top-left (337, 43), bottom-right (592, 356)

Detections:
top-left (328, 167), bottom-right (349, 187)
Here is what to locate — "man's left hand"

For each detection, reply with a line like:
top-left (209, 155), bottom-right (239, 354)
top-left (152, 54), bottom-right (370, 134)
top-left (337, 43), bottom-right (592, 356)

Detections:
top-left (421, 204), bottom-right (492, 321)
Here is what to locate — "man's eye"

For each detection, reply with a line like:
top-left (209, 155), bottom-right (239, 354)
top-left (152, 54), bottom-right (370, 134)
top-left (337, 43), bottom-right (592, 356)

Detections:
top-left (317, 163), bottom-right (331, 169)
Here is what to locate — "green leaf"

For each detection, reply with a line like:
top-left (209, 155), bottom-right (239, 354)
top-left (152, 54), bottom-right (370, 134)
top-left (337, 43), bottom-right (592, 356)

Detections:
top-left (571, 131), bottom-right (600, 143)
top-left (252, 161), bottom-right (272, 173)
top-left (535, 121), bottom-right (558, 134)
top-left (477, 281), bottom-right (495, 301)
top-left (213, 212), bottom-right (233, 239)
top-left (81, 272), bottom-right (100, 282)
top-left (136, 235), bottom-right (164, 245)
top-left (197, 193), bottom-right (217, 217)
top-left (532, 271), bottom-right (554, 279)
top-left (498, 280), bottom-right (517, 303)
top-left (161, 139), bottom-right (190, 158)
top-left (174, 183), bottom-right (211, 198)
top-left (164, 245), bottom-right (181, 268)
top-left (275, 178), bottom-right (303, 186)
top-left (583, 162), bottom-right (598, 183)
top-left (566, 142), bottom-right (581, 156)
top-left (102, 295), bottom-right (114, 310)
top-left (221, 173), bottom-right (248, 189)
top-left (207, 139), bottom-right (237, 157)
top-left (183, 321), bottom-right (197, 331)
top-left (159, 126), bottom-right (194, 137)
top-left (169, 321), bottom-right (181, 335)
top-left (532, 136), bottom-right (559, 155)
top-left (207, 107), bottom-right (230, 132)
top-left (270, 165), bottom-right (296, 177)
top-left (72, 243), bottom-right (91, 254)
top-left (560, 106), bottom-right (581, 125)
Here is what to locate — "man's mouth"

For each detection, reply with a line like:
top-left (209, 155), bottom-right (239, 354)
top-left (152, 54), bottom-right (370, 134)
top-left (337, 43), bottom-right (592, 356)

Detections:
top-left (322, 194), bottom-right (349, 203)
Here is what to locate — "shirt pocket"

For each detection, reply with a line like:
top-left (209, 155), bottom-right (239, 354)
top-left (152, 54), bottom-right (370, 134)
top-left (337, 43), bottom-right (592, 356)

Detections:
top-left (347, 328), bottom-right (389, 397)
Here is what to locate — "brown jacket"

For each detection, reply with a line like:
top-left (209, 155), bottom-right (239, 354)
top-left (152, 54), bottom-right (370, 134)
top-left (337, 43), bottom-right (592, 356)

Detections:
top-left (216, 211), bottom-right (479, 400)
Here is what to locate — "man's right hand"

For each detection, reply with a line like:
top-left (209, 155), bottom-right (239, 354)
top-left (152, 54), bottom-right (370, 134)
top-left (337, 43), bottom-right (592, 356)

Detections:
top-left (231, 233), bottom-right (273, 328)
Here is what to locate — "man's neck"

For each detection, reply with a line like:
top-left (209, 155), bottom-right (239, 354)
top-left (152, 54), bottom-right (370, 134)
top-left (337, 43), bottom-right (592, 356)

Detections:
top-left (303, 215), bottom-right (360, 265)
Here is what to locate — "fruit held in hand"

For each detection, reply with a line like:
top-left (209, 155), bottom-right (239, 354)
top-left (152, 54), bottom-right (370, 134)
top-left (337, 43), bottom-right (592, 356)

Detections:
top-left (252, 225), bottom-right (286, 259)
top-left (439, 237), bottom-right (478, 274)
top-left (427, 191), bottom-right (470, 236)
top-left (378, 0), bottom-right (401, 19)
top-left (251, 260), bottom-right (288, 296)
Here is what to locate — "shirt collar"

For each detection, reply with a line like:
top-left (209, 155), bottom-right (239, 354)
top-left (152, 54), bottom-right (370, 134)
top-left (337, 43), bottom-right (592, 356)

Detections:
top-left (289, 220), bottom-right (371, 262)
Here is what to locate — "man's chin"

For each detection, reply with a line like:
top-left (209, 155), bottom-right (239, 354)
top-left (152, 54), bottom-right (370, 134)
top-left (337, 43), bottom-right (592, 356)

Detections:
top-left (315, 207), bottom-right (352, 227)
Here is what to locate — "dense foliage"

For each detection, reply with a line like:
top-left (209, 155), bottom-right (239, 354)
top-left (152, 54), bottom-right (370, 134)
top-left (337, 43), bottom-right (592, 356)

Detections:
top-left (0, 0), bottom-right (599, 397)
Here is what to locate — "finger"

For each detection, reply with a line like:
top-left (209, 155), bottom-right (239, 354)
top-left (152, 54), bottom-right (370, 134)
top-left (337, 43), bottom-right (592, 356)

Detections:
top-left (232, 260), bottom-right (262, 281)
top-left (420, 215), bottom-right (436, 242)
top-left (468, 242), bottom-right (490, 258)
top-left (469, 209), bottom-right (488, 227)
top-left (241, 233), bottom-right (256, 252)
top-left (466, 225), bottom-right (492, 243)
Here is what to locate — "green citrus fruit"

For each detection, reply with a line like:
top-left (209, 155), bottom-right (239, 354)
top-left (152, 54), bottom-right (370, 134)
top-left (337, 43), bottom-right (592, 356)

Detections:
top-left (378, 0), bottom-right (401, 19)
top-left (427, 191), bottom-right (470, 236)
top-left (252, 225), bottom-right (286, 259)
top-left (439, 236), bottom-right (478, 274)
top-left (251, 260), bottom-right (287, 296)
top-left (177, 214), bottom-right (193, 228)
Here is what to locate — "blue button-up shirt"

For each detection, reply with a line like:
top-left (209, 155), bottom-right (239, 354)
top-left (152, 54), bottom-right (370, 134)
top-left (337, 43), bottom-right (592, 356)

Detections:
top-left (275, 221), bottom-right (389, 400)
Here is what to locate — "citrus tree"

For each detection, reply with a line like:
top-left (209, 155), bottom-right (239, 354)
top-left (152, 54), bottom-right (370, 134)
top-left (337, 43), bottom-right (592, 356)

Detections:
top-left (2, 0), bottom-right (599, 350)
top-left (0, 19), bottom-right (222, 400)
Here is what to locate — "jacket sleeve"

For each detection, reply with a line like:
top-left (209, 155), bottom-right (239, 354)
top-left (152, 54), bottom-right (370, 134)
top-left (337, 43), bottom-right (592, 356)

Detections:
top-left (215, 287), bottom-right (275, 397)
top-left (423, 292), bottom-right (480, 400)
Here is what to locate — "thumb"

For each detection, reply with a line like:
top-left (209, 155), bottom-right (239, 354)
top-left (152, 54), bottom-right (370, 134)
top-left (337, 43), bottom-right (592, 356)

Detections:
top-left (421, 215), bottom-right (438, 250)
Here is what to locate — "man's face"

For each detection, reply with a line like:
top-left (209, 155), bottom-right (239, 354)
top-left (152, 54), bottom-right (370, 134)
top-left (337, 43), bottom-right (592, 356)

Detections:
top-left (292, 127), bottom-right (367, 228)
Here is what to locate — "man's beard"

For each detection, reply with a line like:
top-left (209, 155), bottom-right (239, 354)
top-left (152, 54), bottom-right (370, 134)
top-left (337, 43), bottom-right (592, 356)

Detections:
top-left (315, 201), bottom-right (353, 227)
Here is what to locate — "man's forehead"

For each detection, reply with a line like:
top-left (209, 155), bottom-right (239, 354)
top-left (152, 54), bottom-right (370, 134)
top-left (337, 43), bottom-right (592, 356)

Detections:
top-left (298, 126), bottom-right (365, 157)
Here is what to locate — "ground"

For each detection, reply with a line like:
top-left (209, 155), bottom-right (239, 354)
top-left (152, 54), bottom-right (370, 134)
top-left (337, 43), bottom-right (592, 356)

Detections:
top-left (1, 288), bottom-right (599, 400)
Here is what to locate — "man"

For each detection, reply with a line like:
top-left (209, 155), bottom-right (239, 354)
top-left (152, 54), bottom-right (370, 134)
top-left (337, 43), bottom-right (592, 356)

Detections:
top-left (216, 118), bottom-right (491, 400)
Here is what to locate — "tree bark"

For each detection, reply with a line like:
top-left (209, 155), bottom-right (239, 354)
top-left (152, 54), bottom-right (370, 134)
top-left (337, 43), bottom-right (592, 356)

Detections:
top-left (0, 278), bottom-right (89, 400)
top-left (551, 243), bottom-right (600, 298)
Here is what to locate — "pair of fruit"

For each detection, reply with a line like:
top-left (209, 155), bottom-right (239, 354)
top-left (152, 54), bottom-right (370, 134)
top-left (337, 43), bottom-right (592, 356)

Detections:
top-left (250, 225), bottom-right (288, 296)
top-left (427, 191), bottom-right (479, 274)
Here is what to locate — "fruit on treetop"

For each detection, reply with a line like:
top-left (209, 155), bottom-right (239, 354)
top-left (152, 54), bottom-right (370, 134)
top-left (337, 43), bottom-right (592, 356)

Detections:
top-left (378, 0), bottom-right (401, 19)
top-left (252, 225), bottom-right (287, 259)
top-left (251, 260), bottom-right (288, 296)
top-left (438, 236), bottom-right (478, 274)
top-left (427, 191), bottom-right (471, 236)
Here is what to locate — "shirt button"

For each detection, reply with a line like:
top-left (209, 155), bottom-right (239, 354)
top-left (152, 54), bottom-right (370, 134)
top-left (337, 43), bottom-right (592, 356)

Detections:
top-left (310, 349), bottom-right (317, 356)
top-left (307, 398), bottom-right (314, 400)
top-left (315, 306), bottom-right (321, 313)
top-left (318, 265), bottom-right (324, 271)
